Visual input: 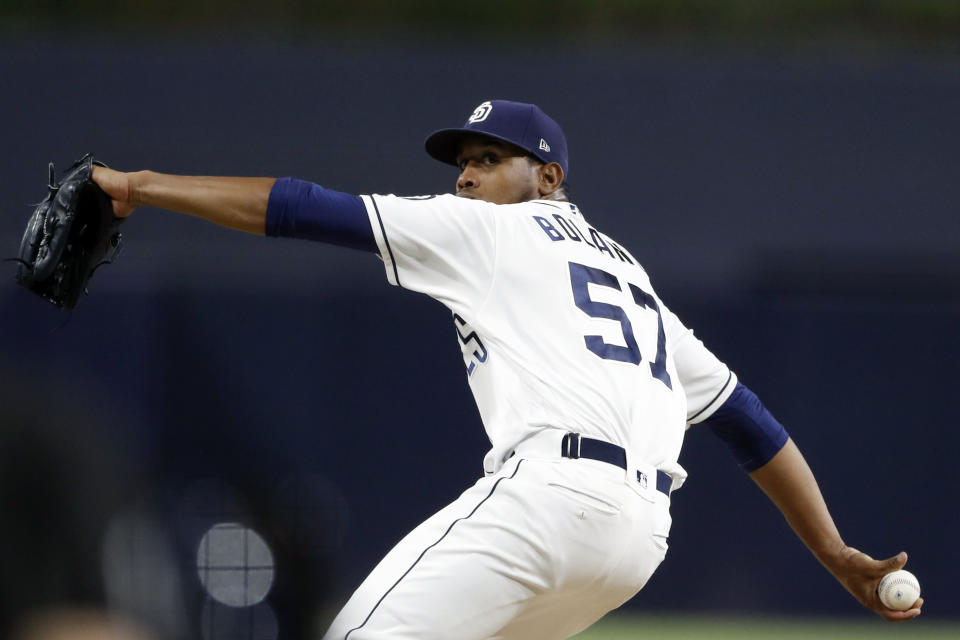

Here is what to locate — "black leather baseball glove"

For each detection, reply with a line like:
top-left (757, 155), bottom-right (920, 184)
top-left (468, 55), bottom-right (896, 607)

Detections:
top-left (15, 155), bottom-right (124, 309)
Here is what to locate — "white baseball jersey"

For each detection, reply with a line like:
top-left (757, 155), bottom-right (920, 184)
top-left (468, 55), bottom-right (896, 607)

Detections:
top-left (362, 194), bottom-right (736, 487)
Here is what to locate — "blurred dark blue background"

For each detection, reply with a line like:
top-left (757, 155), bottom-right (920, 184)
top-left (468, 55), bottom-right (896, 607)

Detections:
top-left (1, 23), bottom-right (958, 638)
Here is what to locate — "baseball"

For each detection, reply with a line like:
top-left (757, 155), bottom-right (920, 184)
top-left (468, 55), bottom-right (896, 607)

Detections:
top-left (877, 569), bottom-right (921, 611)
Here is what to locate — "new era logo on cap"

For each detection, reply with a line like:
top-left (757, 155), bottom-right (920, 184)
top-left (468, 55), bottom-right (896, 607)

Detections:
top-left (424, 99), bottom-right (570, 177)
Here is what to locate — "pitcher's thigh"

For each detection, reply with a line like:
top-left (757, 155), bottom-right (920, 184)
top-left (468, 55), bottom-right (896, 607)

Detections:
top-left (324, 463), bottom-right (537, 640)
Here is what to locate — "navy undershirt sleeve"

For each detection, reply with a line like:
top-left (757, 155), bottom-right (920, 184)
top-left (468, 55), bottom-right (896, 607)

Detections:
top-left (701, 382), bottom-right (790, 473)
top-left (265, 177), bottom-right (376, 252)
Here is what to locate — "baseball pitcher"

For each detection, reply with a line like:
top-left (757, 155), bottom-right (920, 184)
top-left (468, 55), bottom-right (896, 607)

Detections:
top-left (89, 100), bottom-right (923, 639)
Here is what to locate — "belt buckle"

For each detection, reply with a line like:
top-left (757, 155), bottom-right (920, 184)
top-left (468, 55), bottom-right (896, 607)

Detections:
top-left (563, 432), bottom-right (582, 459)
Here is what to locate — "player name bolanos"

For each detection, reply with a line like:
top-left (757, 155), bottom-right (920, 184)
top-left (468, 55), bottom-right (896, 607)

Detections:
top-left (532, 211), bottom-right (635, 265)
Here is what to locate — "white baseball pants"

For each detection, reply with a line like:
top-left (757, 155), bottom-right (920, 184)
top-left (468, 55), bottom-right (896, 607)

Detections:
top-left (324, 441), bottom-right (672, 640)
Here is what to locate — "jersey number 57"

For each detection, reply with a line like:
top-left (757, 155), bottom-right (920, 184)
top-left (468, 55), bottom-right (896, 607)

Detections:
top-left (568, 261), bottom-right (672, 390)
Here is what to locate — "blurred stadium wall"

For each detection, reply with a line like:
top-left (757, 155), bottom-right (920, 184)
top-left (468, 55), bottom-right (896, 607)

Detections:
top-left (1, 3), bottom-right (958, 638)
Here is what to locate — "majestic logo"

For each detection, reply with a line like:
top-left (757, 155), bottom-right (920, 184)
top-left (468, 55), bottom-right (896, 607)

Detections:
top-left (539, 138), bottom-right (551, 152)
top-left (468, 101), bottom-right (493, 124)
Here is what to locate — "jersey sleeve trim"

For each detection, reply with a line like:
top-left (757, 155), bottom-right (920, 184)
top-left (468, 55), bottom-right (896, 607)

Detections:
top-left (362, 194), bottom-right (401, 287)
top-left (687, 370), bottom-right (738, 424)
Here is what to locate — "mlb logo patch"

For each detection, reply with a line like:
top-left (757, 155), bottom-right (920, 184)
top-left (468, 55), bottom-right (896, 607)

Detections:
top-left (637, 471), bottom-right (648, 489)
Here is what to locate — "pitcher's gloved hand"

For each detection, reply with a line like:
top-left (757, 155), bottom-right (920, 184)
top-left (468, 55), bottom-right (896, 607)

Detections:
top-left (16, 155), bottom-right (124, 310)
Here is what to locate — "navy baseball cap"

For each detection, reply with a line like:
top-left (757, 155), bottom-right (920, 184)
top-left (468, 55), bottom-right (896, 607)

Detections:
top-left (425, 100), bottom-right (569, 176)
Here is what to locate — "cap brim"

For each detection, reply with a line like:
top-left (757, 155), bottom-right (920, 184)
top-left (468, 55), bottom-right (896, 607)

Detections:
top-left (424, 128), bottom-right (537, 167)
